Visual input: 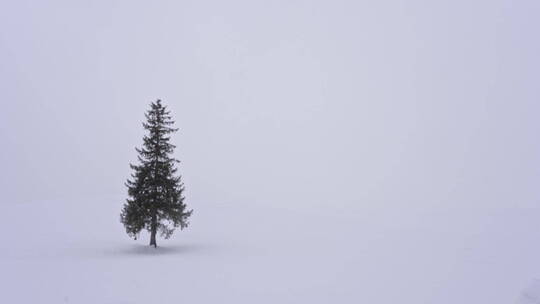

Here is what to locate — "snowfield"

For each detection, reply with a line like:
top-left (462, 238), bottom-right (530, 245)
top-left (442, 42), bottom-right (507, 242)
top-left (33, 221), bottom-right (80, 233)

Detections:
top-left (2, 194), bottom-right (539, 303)
top-left (1, 1), bottom-right (539, 303)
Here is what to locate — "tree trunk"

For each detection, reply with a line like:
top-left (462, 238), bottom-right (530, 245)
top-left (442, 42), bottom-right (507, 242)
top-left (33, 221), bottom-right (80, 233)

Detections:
top-left (150, 214), bottom-right (157, 248)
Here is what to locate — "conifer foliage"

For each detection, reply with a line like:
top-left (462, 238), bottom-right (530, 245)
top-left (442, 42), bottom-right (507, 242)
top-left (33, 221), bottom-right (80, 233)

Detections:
top-left (121, 100), bottom-right (192, 247)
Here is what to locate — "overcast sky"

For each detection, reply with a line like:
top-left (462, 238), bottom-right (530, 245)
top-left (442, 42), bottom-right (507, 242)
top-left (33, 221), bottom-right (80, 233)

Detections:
top-left (1, 0), bottom-right (539, 212)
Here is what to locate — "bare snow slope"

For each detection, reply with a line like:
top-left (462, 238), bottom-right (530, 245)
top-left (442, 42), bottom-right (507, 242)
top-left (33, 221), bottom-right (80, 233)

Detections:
top-left (1, 195), bottom-right (540, 303)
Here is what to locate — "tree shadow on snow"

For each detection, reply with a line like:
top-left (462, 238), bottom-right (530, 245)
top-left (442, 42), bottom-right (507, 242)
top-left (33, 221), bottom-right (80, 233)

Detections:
top-left (103, 243), bottom-right (213, 257)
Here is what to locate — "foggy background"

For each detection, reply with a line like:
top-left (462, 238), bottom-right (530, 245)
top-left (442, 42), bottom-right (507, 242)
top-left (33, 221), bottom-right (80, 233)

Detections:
top-left (2, 0), bottom-right (539, 208)
top-left (1, 1), bottom-right (540, 303)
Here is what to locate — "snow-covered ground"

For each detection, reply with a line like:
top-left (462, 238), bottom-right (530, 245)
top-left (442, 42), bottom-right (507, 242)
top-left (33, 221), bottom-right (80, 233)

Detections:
top-left (2, 1), bottom-right (540, 303)
top-left (2, 194), bottom-right (540, 303)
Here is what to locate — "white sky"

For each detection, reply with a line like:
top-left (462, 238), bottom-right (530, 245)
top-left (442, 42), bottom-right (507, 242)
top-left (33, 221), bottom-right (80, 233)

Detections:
top-left (0, 0), bottom-right (539, 212)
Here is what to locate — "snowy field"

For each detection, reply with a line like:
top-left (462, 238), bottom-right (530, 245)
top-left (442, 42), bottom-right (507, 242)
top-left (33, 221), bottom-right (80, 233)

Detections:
top-left (2, 194), bottom-right (540, 303)
top-left (1, 1), bottom-right (540, 303)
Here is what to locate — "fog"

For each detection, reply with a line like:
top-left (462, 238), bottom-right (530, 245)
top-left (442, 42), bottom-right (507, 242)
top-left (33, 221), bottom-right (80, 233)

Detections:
top-left (1, 0), bottom-right (537, 208)
top-left (1, 1), bottom-right (539, 303)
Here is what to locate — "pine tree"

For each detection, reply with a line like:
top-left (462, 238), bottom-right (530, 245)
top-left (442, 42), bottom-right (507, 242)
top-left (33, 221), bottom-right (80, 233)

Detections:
top-left (121, 99), bottom-right (192, 247)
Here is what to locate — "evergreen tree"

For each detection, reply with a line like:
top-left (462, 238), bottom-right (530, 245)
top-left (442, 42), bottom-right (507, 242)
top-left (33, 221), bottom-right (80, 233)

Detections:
top-left (121, 99), bottom-right (192, 247)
